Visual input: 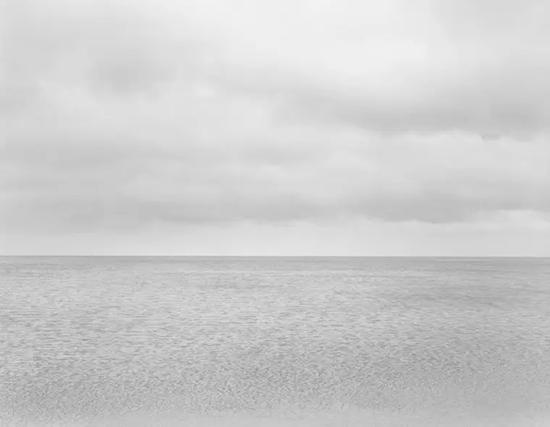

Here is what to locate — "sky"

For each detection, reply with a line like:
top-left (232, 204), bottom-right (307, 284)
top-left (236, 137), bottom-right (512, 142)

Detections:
top-left (1, 0), bottom-right (550, 255)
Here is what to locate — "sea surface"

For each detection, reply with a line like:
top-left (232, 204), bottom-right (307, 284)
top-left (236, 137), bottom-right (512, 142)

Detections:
top-left (1, 256), bottom-right (550, 426)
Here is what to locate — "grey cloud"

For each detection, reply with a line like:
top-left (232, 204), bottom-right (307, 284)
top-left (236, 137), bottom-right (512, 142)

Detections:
top-left (201, 0), bottom-right (550, 136)
top-left (6, 0), bottom-right (550, 134)
top-left (216, 47), bottom-right (550, 137)
top-left (2, 0), bottom-right (550, 237)
top-left (2, 130), bottom-right (550, 231)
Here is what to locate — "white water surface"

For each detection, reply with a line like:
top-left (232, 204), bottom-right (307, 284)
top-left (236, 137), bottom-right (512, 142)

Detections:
top-left (2, 257), bottom-right (550, 426)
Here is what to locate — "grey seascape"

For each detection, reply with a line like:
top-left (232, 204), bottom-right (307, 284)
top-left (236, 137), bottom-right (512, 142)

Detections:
top-left (2, 256), bottom-right (550, 426)
top-left (4, 0), bottom-right (550, 425)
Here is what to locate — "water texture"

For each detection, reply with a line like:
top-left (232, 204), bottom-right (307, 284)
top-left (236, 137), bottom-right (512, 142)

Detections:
top-left (1, 257), bottom-right (550, 426)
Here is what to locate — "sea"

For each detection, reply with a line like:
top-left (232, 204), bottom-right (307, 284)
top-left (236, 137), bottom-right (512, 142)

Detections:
top-left (1, 256), bottom-right (550, 426)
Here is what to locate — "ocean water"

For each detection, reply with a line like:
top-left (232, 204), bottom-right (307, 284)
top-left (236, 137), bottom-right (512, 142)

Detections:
top-left (1, 257), bottom-right (550, 426)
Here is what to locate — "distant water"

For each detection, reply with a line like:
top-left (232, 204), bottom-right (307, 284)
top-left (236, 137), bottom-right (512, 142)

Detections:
top-left (2, 257), bottom-right (550, 426)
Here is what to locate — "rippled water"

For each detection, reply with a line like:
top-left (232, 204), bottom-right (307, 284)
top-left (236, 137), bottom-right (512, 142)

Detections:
top-left (1, 257), bottom-right (550, 426)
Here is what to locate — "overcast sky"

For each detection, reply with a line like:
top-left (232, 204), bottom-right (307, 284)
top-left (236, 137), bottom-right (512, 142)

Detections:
top-left (1, 0), bottom-right (550, 255)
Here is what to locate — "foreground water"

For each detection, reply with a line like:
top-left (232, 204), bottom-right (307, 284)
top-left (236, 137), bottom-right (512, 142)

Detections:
top-left (1, 257), bottom-right (550, 426)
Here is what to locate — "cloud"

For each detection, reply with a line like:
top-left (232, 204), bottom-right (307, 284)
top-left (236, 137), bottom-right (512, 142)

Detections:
top-left (1, 0), bottom-right (550, 249)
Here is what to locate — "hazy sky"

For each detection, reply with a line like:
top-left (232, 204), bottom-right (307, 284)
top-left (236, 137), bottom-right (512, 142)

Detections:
top-left (2, 0), bottom-right (550, 255)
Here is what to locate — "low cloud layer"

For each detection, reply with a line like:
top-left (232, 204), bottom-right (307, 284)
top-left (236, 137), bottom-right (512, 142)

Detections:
top-left (2, 0), bottom-right (550, 253)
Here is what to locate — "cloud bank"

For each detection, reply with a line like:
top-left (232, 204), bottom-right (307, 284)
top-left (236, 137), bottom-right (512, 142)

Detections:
top-left (1, 0), bottom-right (550, 254)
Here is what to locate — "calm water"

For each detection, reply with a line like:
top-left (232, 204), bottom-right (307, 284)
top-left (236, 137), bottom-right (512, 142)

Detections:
top-left (1, 257), bottom-right (550, 426)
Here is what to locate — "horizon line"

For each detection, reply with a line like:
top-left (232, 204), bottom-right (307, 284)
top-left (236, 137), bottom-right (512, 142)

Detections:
top-left (1, 254), bottom-right (549, 258)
